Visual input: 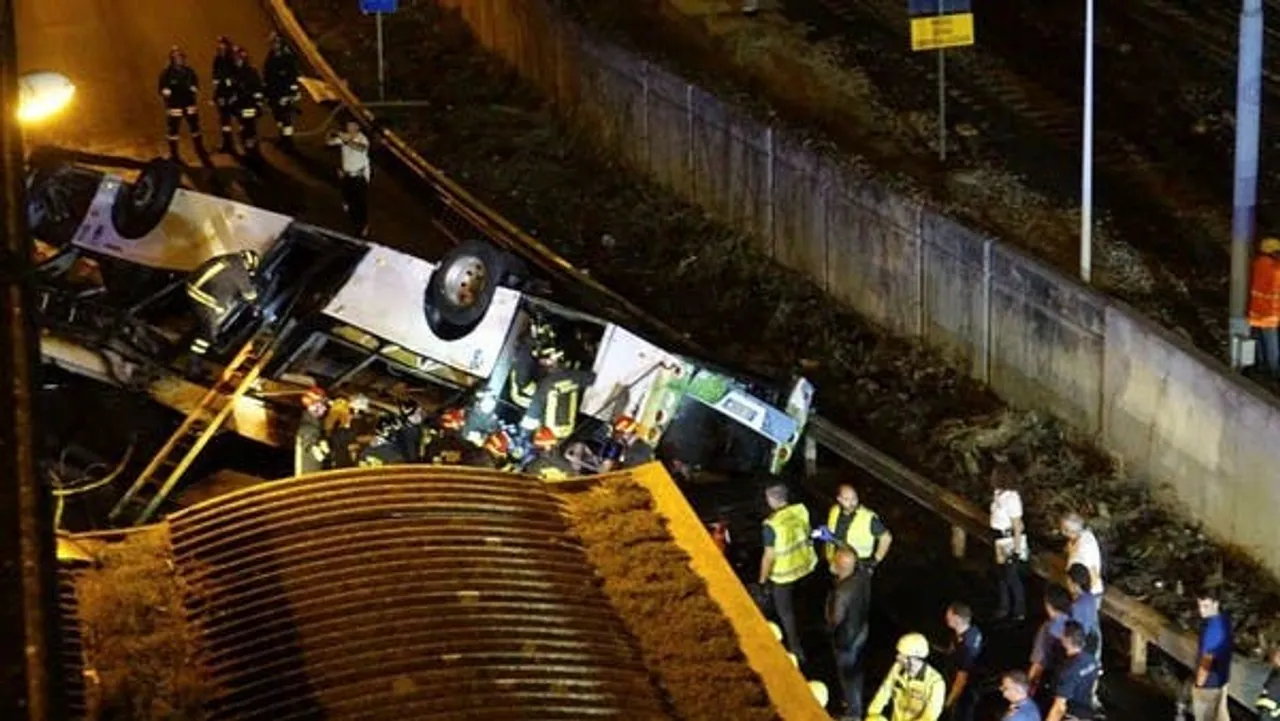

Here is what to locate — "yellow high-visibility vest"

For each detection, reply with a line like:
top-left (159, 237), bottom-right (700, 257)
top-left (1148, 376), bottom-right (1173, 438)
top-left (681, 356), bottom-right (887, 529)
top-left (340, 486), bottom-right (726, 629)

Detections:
top-left (826, 504), bottom-right (878, 561)
top-left (868, 662), bottom-right (946, 721)
top-left (765, 504), bottom-right (818, 584)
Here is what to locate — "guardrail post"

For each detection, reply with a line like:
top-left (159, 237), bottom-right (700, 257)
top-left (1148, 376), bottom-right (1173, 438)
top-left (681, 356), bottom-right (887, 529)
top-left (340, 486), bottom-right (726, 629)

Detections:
top-left (1129, 630), bottom-right (1149, 676)
top-left (949, 525), bottom-right (966, 559)
top-left (803, 435), bottom-right (818, 477)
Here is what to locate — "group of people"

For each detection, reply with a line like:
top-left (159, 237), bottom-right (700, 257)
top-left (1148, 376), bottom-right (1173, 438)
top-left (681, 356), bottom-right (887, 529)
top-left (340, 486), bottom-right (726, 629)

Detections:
top-left (158, 33), bottom-right (300, 162)
top-left (755, 467), bottom-right (1265, 721)
top-left (296, 384), bottom-right (657, 480)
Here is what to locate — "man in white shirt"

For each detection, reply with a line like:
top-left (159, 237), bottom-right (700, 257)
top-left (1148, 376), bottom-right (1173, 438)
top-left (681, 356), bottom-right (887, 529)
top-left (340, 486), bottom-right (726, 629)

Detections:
top-left (326, 120), bottom-right (372, 236)
top-left (1060, 513), bottom-right (1104, 595)
top-left (990, 464), bottom-right (1029, 621)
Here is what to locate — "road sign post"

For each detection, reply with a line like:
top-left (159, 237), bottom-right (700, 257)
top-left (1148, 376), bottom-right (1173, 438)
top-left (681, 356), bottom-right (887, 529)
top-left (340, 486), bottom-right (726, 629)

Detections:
top-left (359, 0), bottom-right (399, 102)
top-left (908, 0), bottom-right (974, 162)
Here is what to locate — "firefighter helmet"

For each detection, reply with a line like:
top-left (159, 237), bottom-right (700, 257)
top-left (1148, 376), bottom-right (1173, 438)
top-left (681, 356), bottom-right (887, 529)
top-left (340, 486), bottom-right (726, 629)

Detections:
top-left (483, 430), bottom-right (510, 457)
top-left (896, 632), bottom-right (929, 659)
top-left (169, 46), bottom-right (186, 64)
top-left (612, 416), bottom-right (638, 436)
top-left (1263, 237), bottom-right (1280, 255)
top-left (439, 407), bottom-right (466, 431)
top-left (234, 46), bottom-right (249, 63)
top-left (532, 426), bottom-right (559, 451)
top-left (301, 386), bottom-right (327, 408)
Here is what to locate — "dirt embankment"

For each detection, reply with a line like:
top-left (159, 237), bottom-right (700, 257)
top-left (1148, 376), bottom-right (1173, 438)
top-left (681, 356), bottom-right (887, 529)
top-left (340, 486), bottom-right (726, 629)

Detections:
top-left (287, 0), bottom-right (1280, 656)
top-left (558, 479), bottom-right (780, 720)
top-left (73, 529), bottom-right (210, 720)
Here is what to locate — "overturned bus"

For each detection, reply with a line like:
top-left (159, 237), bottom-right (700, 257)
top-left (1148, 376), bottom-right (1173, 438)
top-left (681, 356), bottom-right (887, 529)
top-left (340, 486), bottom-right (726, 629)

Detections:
top-left (28, 154), bottom-right (814, 481)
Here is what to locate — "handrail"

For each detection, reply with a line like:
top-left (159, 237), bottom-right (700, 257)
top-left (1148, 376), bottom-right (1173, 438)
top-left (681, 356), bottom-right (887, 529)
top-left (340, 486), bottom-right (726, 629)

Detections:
top-left (265, 0), bottom-right (1269, 708)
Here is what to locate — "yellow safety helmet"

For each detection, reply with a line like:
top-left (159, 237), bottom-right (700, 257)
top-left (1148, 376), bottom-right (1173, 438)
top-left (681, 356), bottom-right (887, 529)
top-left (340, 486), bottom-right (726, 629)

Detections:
top-left (807, 680), bottom-right (829, 707)
top-left (896, 632), bottom-right (930, 659)
top-left (1262, 237), bottom-right (1280, 255)
top-left (766, 622), bottom-right (783, 642)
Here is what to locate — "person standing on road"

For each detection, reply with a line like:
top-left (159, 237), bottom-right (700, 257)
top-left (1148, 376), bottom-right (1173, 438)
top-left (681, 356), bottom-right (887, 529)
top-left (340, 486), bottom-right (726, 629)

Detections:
top-left (1060, 513), bottom-right (1104, 597)
top-left (158, 46), bottom-right (204, 161)
top-left (1250, 237), bottom-right (1280, 376)
top-left (1044, 622), bottom-right (1101, 721)
top-left (264, 32), bottom-right (301, 151)
top-left (942, 601), bottom-right (984, 721)
top-left (1192, 589), bottom-right (1232, 721)
top-left (819, 483), bottom-right (892, 577)
top-left (757, 483), bottom-right (818, 667)
top-left (229, 47), bottom-right (265, 160)
top-left (999, 670), bottom-right (1043, 720)
top-left (1256, 646), bottom-right (1280, 719)
top-left (866, 632), bottom-right (946, 721)
top-left (327, 119), bottom-right (372, 236)
top-left (1065, 564), bottom-right (1101, 662)
top-left (826, 546), bottom-right (871, 720)
top-left (212, 36), bottom-right (238, 153)
top-left (989, 463), bottom-right (1029, 623)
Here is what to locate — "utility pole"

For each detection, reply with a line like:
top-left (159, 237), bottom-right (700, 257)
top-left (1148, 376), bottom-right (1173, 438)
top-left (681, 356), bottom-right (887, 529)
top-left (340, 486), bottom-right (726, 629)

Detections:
top-left (0, 0), bottom-right (64, 717)
top-left (1080, 0), bottom-right (1095, 283)
top-left (1230, 0), bottom-right (1263, 369)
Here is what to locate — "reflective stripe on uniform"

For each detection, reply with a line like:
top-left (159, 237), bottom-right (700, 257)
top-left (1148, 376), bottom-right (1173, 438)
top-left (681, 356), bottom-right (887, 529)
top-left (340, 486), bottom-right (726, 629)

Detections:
top-left (241, 108), bottom-right (257, 118)
top-left (282, 126), bottom-right (294, 136)
top-left (544, 379), bottom-right (580, 439)
top-left (167, 108), bottom-right (184, 117)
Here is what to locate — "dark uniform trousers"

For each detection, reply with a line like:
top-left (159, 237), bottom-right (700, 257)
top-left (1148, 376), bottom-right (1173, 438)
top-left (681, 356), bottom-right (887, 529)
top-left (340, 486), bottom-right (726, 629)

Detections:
top-left (159, 65), bottom-right (202, 155)
top-left (212, 55), bottom-right (237, 150)
top-left (340, 173), bottom-right (370, 234)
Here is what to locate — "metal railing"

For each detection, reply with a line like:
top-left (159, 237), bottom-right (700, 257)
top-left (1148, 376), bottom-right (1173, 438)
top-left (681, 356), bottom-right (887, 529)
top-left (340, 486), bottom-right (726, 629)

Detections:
top-left (265, 0), bottom-right (1269, 707)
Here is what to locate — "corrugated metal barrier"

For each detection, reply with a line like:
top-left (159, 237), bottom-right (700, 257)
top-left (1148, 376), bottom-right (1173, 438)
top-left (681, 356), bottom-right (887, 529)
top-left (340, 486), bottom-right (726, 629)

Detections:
top-left (166, 467), bottom-right (671, 721)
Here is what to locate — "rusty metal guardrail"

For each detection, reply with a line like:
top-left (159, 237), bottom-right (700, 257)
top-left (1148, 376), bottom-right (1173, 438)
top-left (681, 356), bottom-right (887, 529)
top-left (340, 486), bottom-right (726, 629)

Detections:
top-left (166, 467), bottom-right (670, 720)
top-left (265, 0), bottom-right (1269, 708)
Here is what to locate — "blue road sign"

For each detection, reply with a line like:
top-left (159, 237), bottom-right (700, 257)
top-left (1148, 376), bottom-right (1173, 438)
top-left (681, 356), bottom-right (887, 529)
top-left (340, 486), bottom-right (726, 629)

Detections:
top-left (360, 0), bottom-right (398, 13)
top-left (909, 0), bottom-right (971, 17)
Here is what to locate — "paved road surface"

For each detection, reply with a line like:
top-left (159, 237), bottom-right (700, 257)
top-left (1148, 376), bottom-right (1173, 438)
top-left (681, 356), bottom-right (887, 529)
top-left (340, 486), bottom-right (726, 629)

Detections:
top-left (15, 0), bottom-right (445, 257)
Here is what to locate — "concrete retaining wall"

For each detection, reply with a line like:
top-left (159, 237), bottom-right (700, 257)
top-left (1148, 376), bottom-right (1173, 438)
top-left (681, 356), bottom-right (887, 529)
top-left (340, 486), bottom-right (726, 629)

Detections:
top-left (429, 0), bottom-right (1280, 573)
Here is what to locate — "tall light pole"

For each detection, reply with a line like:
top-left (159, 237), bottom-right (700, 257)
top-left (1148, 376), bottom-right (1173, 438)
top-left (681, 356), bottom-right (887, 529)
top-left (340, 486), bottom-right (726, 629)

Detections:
top-left (1080, 0), bottom-right (1095, 283)
top-left (1229, 0), bottom-right (1263, 369)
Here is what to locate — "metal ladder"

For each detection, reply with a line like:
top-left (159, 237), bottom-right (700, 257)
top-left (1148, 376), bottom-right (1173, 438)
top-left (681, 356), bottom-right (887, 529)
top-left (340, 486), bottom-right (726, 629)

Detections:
top-left (108, 332), bottom-right (276, 526)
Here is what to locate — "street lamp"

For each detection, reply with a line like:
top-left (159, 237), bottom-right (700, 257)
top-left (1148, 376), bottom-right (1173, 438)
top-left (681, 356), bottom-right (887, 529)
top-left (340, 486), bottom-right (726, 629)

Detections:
top-left (1080, 0), bottom-right (1094, 283)
top-left (16, 71), bottom-right (74, 125)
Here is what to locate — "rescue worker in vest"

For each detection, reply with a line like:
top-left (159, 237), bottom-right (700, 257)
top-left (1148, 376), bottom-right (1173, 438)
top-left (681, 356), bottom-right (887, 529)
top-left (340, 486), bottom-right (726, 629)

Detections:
top-left (185, 249), bottom-right (260, 358)
top-left (358, 414), bottom-right (408, 467)
top-left (866, 632), bottom-right (946, 721)
top-left (421, 408), bottom-right (472, 465)
top-left (509, 317), bottom-right (563, 410)
top-left (1257, 646), bottom-right (1280, 720)
top-left (757, 483), bottom-right (818, 667)
top-left (297, 386), bottom-right (333, 473)
top-left (324, 395), bottom-right (362, 468)
top-left (520, 358), bottom-right (595, 442)
top-left (1044, 622), bottom-right (1101, 721)
top-left (818, 483), bottom-right (893, 576)
top-left (211, 36), bottom-right (238, 153)
top-left (263, 32), bottom-right (301, 151)
top-left (229, 47), bottom-right (265, 159)
top-left (599, 415), bottom-right (656, 472)
top-left (471, 430), bottom-right (517, 471)
top-left (158, 46), bottom-right (204, 161)
top-left (522, 426), bottom-right (579, 480)
top-left (1249, 237), bottom-right (1280, 377)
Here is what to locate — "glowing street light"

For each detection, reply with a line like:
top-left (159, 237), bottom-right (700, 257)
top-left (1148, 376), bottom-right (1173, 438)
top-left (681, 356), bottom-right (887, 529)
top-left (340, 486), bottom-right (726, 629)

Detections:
top-left (17, 70), bottom-right (75, 125)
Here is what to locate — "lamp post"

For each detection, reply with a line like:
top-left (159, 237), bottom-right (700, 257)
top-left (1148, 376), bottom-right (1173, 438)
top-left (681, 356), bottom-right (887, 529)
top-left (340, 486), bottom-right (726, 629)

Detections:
top-left (0, 55), bottom-right (75, 720)
top-left (1229, 0), bottom-right (1263, 370)
top-left (1080, 0), bottom-right (1095, 283)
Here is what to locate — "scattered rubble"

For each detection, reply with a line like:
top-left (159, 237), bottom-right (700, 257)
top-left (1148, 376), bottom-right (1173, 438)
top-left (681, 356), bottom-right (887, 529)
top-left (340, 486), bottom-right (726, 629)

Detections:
top-left (73, 528), bottom-right (210, 720)
top-left (291, 0), bottom-right (1280, 655)
top-left (558, 479), bottom-right (779, 721)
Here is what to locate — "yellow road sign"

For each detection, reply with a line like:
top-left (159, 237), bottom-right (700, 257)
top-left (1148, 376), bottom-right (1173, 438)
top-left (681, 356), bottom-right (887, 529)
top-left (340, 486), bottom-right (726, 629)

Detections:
top-left (910, 13), bottom-right (975, 51)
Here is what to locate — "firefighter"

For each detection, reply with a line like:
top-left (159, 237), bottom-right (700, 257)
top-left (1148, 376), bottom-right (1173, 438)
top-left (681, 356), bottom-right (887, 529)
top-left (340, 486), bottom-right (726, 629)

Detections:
top-left (358, 414), bottom-right (408, 467)
top-left (422, 408), bottom-right (472, 465)
top-left (1249, 237), bottom-right (1280, 377)
top-left (599, 415), bottom-right (656, 472)
top-left (297, 386), bottom-right (332, 473)
top-left (185, 249), bottom-right (260, 358)
top-left (229, 47), bottom-right (265, 158)
top-left (394, 398), bottom-right (428, 462)
top-left (158, 46), bottom-right (204, 160)
top-left (522, 426), bottom-right (578, 480)
top-left (211, 36), bottom-right (238, 153)
top-left (866, 633), bottom-right (946, 721)
top-left (263, 32), bottom-right (300, 150)
top-left (508, 317), bottom-right (562, 410)
top-left (470, 430), bottom-right (517, 471)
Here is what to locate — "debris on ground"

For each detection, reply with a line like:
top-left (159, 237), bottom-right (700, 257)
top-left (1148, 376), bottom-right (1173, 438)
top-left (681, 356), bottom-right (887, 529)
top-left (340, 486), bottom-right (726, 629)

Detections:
top-left (73, 528), bottom-right (210, 720)
top-left (557, 479), bottom-right (779, 720)
top-left (290, 0), bottom-right (1280, 656)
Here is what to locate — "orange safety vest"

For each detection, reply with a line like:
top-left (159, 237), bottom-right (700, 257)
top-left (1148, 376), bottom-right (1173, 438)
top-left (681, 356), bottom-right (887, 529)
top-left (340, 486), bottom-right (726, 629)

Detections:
top-left (1249, 255), bottom-right (1280, 328)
